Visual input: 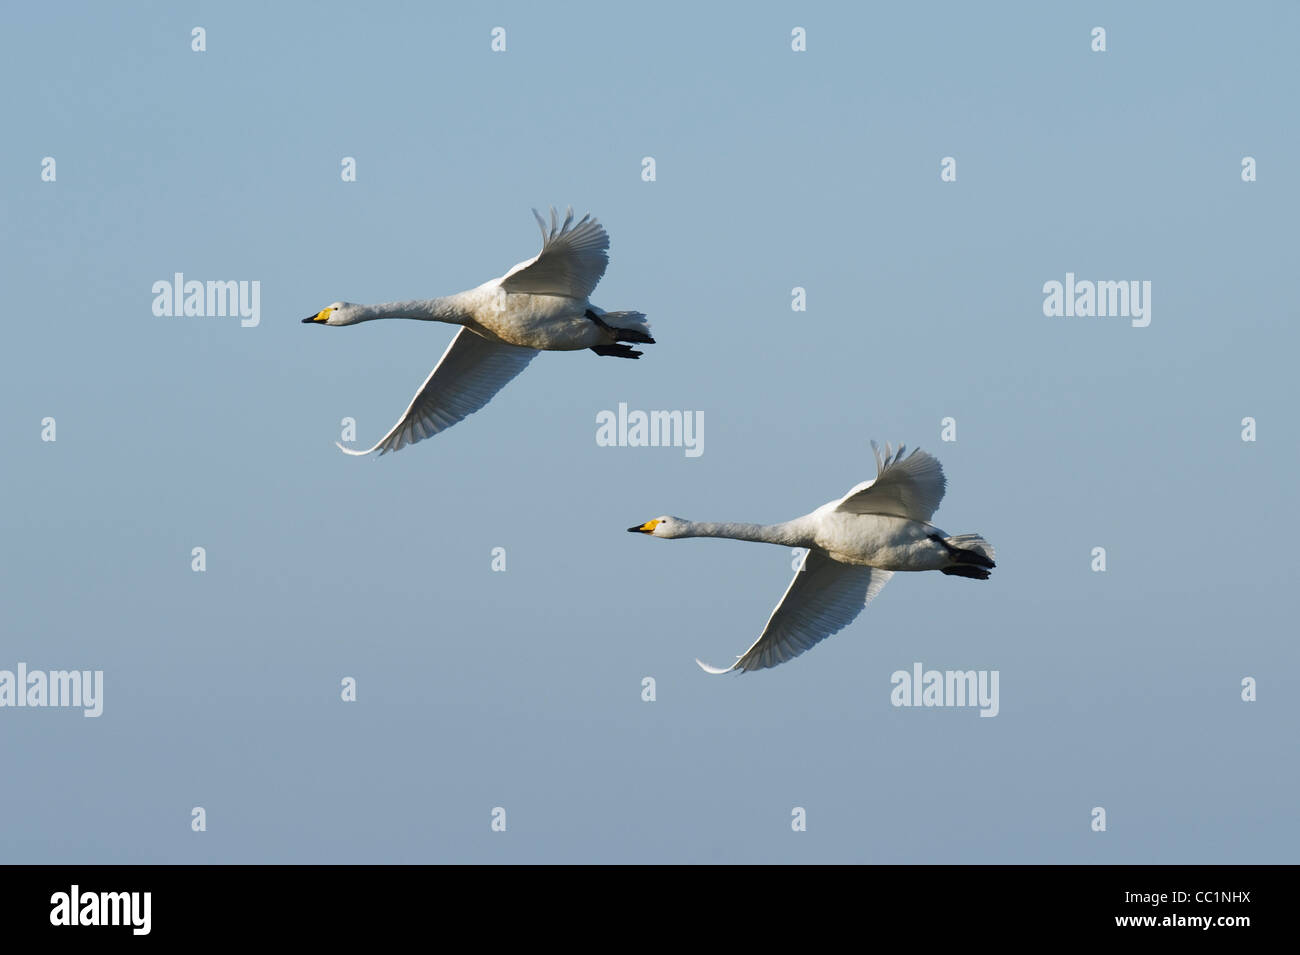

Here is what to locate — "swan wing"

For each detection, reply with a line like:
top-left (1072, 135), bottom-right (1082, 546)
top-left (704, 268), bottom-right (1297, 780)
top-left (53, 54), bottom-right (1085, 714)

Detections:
top-left (697, 551), bottom-right (893, 674)
top-left (498, 206), bottom-right (610, 300)
top-left (834, 441), bottom-right (947, 521)
top-left (338, 328), bottom-right (538, 456)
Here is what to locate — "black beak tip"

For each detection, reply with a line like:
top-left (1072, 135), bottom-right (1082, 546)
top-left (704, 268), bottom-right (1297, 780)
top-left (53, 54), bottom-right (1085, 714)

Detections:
top-left (627, 525), bottom-right (642, 533)
top-left (302, 316), bottom-right (316, 324)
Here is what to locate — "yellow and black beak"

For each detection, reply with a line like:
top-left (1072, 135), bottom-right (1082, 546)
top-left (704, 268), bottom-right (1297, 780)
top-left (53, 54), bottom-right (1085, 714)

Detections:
top-left (627, 520), bottom-right (661, 534)
top-left (302, 308), bottom-right (332, 324)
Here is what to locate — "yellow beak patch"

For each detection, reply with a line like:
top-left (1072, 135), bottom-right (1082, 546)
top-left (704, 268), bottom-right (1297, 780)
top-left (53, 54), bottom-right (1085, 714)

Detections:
top-left (312, 308), bottom-right (333, 323)
top-left (637, 520), bottom-right (661, 533)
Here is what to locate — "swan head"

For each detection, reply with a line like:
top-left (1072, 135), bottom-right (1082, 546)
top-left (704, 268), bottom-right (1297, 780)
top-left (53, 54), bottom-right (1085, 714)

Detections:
top-left (302, 302), bottom-right (363, 326)
top-left (627, 516), bottom-right (687, 538)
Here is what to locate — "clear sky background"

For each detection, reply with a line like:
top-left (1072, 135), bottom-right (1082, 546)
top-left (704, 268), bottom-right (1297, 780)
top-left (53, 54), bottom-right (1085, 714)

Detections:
top-left (2, 2), bottom-right (1296, 863)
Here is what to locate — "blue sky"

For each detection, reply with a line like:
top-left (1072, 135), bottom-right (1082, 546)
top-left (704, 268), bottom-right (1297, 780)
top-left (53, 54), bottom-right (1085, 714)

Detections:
top-left (1, 1), bottom-right (1296, 862)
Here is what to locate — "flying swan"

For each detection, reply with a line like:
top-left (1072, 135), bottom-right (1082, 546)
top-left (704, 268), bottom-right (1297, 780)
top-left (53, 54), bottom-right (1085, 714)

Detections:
top-left (628, 442), bottom-right (995, 673)
top-left (304, 207), bottom-right (651, 456)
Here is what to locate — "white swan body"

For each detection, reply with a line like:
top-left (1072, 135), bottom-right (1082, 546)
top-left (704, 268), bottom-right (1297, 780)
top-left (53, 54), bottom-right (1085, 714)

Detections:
top-left (304, 208), bottom-right (651, 455)
top-left (629, 443), bottom-right (996, 673)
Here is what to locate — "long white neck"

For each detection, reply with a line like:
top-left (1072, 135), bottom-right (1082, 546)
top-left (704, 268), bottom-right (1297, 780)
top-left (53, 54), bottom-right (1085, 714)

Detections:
top-left (677, 520), bottom-right (811, 547)
top-left (356, 297), bottom-right (470, 324)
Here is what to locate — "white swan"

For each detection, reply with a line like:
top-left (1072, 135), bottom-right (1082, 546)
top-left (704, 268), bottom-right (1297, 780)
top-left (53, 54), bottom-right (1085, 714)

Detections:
top-left (628, 442), bottom-right (995, 673)
top-left (304, 207), bottom-right (651, 456)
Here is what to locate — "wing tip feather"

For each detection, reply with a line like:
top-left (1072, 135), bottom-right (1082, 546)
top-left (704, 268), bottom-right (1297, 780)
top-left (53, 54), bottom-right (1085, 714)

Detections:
top-left (336, 441), bottom-right (375, 457)
top-left (696, 657), bottom-right (738, 675)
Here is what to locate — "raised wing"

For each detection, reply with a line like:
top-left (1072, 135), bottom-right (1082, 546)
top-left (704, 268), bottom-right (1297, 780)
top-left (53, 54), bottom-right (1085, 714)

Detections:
top-left (834, 441), bottom-right (947, 522)
top-left (338, 328), bottom-right (538, 456)
top-left (697, 551), bottom-right (893, 674)
top-left (499, 206), bottom-right (609, 300)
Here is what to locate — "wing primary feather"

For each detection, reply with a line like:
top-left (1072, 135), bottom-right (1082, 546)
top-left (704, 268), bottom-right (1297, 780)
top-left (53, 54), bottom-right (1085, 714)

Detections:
top-left (500, 207), bottom-right (611, 299)
top-left (712, 553), bottom-right (890, 673)
top-left (696, 658), bottom-right (737, 675)
top-left (338, 329), bottom-right (539, 457)
top-left (837, 441), bottom-right (947, 521)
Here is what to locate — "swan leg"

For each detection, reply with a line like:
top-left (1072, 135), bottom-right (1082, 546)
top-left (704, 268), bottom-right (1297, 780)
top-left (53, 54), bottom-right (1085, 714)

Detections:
top-left (585, 309), bottom-right (655, 344)
top-left (590, 344), bottom-right (643, 359)
top-left (928, 533), bottom-right (996, 570)
top-left (941, 565), bottom-right (991, 580)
